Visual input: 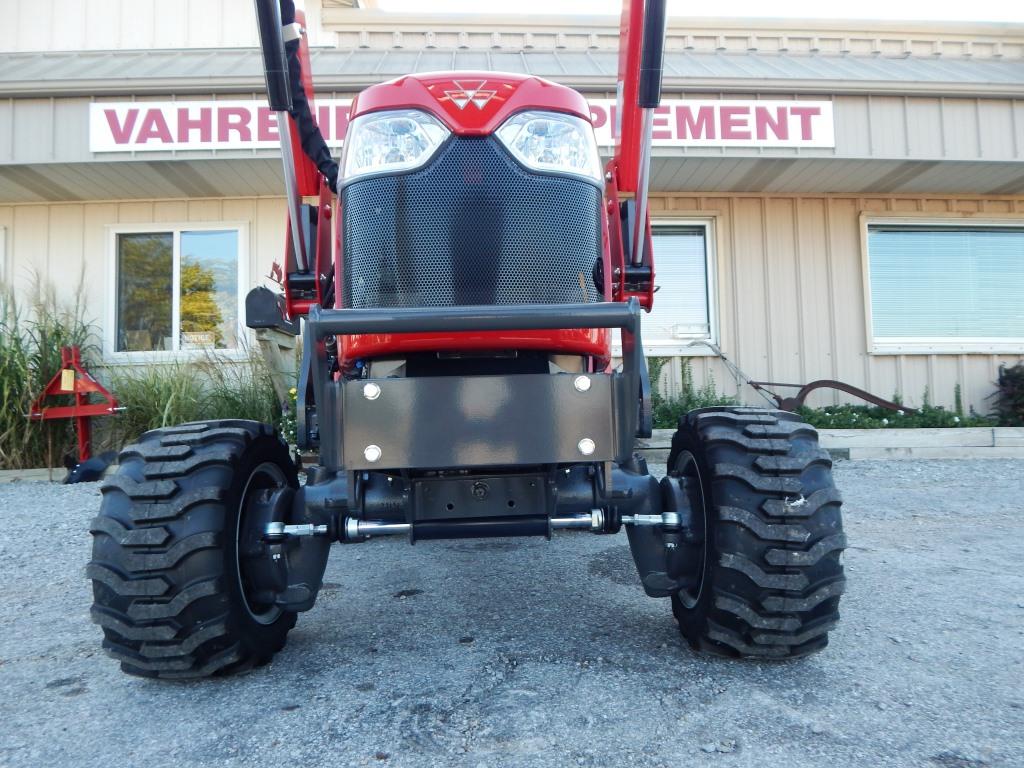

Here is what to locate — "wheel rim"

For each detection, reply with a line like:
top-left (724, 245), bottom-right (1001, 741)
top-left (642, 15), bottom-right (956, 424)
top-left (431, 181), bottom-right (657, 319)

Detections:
top-left (236, 461), bottom-right (288, 625)
top-left (671, 450), bottom-right (709, 610)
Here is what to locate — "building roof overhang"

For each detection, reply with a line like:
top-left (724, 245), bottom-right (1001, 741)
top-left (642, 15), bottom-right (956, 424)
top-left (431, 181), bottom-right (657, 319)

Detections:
top-left (1, 40), bottom-right (1021, 202)
top-left (1, 47), bottom-right (1022, 99)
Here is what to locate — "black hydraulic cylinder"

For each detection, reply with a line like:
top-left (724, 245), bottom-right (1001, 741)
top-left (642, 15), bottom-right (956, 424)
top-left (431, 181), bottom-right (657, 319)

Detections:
top-left (638, 0), bottom-right (668, 108)
top-left (413, 516), bottom-right (549, 541)
top-left (253, 0), bottom-right (293, 111)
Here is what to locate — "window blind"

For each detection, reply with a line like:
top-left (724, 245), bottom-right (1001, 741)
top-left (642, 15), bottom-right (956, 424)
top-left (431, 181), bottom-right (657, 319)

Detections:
top-left (868, 226), bottom-right (1024, 340)
top-left (645, 226), bottom-right (711, 344)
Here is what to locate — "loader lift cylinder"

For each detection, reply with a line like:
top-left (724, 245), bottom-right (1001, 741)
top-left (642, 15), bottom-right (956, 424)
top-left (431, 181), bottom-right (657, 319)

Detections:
top-left (630, 0), bottom-right (667, 267)
top-left (253, 0), bottom-right (309, 272)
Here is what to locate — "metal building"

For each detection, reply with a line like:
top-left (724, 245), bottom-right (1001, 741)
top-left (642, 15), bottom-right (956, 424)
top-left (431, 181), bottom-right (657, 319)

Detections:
top-left (1, 0), bottom-right (1022, 411)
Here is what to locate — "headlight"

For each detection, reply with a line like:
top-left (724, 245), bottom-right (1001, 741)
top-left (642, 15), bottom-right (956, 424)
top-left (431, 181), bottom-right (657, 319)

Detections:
top-left (495, 111), bottom-right (602, 183)
top-left (340, 109), bottom-right (449, 181)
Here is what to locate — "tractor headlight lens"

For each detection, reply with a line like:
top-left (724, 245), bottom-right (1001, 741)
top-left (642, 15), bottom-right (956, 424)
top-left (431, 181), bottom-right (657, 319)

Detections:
top-left (495, 111), bottom-right (602, 184)
top-left (341, 109), bottom-right (450, 181)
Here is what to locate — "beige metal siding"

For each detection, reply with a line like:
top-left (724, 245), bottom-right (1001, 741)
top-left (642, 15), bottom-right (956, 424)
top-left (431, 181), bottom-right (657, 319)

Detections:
top-left (2, 193), bottom-right (1022, 412)
top-left (0, 198), bottom-right (285, 360)
top-left (653, 193), bottom-right (1024, 412)
top-left (0, 0), bottom-right (329, 53)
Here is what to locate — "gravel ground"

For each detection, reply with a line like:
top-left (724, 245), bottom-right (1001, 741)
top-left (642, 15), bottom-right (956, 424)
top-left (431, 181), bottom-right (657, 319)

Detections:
top-left (1, 459), bottom-right (1023, 768)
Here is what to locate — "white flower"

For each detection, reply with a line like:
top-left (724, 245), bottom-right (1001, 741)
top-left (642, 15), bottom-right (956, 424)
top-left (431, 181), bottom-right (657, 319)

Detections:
top-left (881, 418), bottom-right (889, 426)
top-left (953, 416), bottom-right (960, 423)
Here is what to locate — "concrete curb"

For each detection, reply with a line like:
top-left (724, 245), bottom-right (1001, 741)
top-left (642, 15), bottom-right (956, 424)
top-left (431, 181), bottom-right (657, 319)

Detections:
top-left (0, 468), bottom-right (68, 484)
top-left (0, 466), bottom-right (115, 484)
top-left (635, 426), bottom-right (1024, 461)
top-left (3, 427), bottom-right (1023, 481)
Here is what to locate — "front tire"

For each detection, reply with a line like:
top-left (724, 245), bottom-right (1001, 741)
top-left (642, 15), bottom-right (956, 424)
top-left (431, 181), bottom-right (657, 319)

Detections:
top-left (88, 420), bottom-right (299, 678)
top-left (667, 407), bottom-right (846, 658)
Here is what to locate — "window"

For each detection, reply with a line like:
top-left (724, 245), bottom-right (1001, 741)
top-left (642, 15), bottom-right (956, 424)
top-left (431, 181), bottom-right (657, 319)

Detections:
top-left (639, 221), bottom-right (716, 355)
top-left (111, 226), bottom-right (243, 355)
top-left (866, 222), bottom-right (1024, 353)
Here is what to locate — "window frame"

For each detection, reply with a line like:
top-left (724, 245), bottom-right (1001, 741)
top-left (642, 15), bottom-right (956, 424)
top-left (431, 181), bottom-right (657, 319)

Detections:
top-left (861, 213), bottom-right (1024, 355)
top-left (105, 221), bottom-right (249, 364)
top-left (631, 216), bottom-right (719, 357)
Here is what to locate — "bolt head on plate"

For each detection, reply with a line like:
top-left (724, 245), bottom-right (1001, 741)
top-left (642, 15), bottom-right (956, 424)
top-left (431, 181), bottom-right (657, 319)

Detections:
top-left (363, 444), bottom-right (382, 463)
top-left (363, 382), bottom-right (381, 400)
top-left (573, 375), bottom-right (592, 392)
top-left (578, 438), bottom-right (596, 456)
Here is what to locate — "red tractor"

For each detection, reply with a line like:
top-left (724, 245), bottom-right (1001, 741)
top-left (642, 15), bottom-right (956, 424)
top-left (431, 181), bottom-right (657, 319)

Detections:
top-left (89, 0), bottom-right (846, 678)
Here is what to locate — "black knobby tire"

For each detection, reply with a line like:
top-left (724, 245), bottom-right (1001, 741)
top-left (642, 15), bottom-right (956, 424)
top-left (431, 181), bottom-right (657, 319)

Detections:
top-left (88, 420), bottom-right (299, 679)
top-left (667, 407), bottom-right (846, 658)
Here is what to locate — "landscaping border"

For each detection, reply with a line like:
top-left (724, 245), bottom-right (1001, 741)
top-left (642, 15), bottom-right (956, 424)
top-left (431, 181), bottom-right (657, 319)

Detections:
top-left (636, 427), bottom-right (1024, 461)
top-left (3, 427), bottom-right (1024, 482)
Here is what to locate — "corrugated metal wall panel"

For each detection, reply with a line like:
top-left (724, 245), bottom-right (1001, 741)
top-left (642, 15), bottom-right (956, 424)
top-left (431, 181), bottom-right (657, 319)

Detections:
top-left (81, 203), bottom-right (116, 308)
top-left (906, 98), bottom-right (945, 158)
top-left (868, 96), bottom-right (909, 157)
top-left (1015, 103), bottom-right (1024, 161)
top-left (978, 100), bottom-right (1018, 160)
top-left (0, 198), bottom-right (281, 363)
top-left (9, 100), bottom-right (54, 163)
top-left (47, 204), bottom-right (85, 301)
top-left (764, 197), bottom-right (803, 385)
top-left (940, 99), bottom-right (982, 160)
top-left (5, 93), bottom-right (1021, 199)
top-left (0, 208), bottom-right (11, 281)
top-left (1, 0), bottom-right (263, 53)
top-left (9, 205), bottom-right (49, 297)
top-left (2, 193), bottom-right (1022, 412)
top-left (0, 99), bottom-right (13, 164)
top-left (654, 193), bottom-right (1024, 412)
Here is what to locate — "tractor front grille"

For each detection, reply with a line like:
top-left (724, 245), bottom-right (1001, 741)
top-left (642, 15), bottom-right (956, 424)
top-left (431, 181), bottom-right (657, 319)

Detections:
top-left (341, 136), bottom-right (602, 309)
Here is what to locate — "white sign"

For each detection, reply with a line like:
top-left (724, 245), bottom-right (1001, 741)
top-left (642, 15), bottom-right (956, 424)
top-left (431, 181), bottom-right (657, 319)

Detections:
top-left (589, 99), bottom-right (834, 148)
top-left (90, 98), bottom-right (834, 153)
top-left (89, 100), bottom-right (352, 152)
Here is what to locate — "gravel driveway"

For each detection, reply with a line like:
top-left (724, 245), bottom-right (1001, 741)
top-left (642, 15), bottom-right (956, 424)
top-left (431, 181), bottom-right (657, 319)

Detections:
top-left (1, 459), bottom-right (1022, 768)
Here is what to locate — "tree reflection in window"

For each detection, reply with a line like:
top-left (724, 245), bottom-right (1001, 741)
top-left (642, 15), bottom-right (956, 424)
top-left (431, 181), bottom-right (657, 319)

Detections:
top-left (116, 233), bottom-right (172, 352)
top-left (115, 229), bottom-right (239, 353)
top-left (180, 230), bottom-right (238, 350)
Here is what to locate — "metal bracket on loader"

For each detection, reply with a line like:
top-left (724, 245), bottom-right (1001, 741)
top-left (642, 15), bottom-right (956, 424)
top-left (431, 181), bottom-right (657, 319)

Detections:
top-left (245, 286), bottom-right (299, 336)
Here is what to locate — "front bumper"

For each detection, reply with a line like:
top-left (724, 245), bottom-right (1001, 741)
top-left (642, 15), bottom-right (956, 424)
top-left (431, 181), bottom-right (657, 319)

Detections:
top-left (299, 299), bottom-right (651, 471)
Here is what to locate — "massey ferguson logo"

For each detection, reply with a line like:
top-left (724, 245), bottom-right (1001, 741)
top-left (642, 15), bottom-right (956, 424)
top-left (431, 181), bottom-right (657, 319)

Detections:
top-left (443, 81), bottom-right (498, 110)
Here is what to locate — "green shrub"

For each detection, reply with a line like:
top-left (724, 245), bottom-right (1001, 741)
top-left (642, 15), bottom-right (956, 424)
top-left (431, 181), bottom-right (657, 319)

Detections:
top-left (650, 357), bottom-right (738, 429)
top-left (279, 385), bottom-right (298, 446)
top-left (992, 362), bottom-right (1024, 427)
top-left (0, 280), bottom-right (97, 470)
top-left (199, 354), bottom-right (281, 426)
top-left (108, 363), bottom-right (208, 444)
top-left (796, 387), bottom-right (994, 429)
top-left (109, 354), bottom-right (283, 448)
top-left (0, 276), bottom-right (285, 465)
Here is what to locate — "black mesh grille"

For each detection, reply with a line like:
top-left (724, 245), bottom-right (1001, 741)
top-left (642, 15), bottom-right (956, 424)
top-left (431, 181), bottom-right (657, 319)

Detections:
top-left (341, 137), bottom-right (602, 309)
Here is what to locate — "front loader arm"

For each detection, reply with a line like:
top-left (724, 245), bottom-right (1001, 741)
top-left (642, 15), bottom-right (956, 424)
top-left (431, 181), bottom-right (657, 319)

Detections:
top-left (252, 0), bottom-right (337, 320)
top-left (606, 0), bottom-right (667, 312)
top-left (280, 0), bottom-right (338, 195)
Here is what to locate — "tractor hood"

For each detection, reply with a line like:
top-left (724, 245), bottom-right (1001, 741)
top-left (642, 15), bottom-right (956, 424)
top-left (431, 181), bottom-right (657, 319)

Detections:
top-left (347, 71), bottom-right (594, 135)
